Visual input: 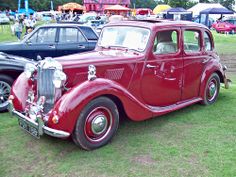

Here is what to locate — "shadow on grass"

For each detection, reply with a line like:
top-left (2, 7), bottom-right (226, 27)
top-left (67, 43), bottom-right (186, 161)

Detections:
top-left (25, 83), bottom-right (235, 153)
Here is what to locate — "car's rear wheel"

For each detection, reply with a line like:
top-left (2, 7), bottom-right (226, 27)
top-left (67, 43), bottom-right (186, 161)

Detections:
top-left (72, 97), bottom-right (119, 150)
top-left (201, 73), bottom-right (220, 105)
top-left (0, 75), bottom-right (13, 112)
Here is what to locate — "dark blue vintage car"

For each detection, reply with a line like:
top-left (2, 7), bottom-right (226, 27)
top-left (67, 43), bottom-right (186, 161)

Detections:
top-left (0, 23), bottom-right (98, 59)
top-left (0, 52), bottom-right (35, 112)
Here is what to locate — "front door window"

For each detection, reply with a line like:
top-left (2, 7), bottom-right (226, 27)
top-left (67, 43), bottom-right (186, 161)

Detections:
top-left (153, 30), bottom-right (178, 55)
top-left (29, 27), bottom-right (56, 44)
top-left (140, 29), bottom-right (182, 107)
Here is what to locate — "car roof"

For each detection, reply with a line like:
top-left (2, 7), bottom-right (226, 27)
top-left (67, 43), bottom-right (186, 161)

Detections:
top-left (106, 19), bottom-right (208, 30)
top-left (39, 23), bottom-right (89, 28)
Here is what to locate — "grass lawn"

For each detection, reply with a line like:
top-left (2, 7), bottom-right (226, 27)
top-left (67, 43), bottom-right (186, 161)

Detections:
top-left (212, 31), bottom-right (236, 55)
top-left (0, 24), bottom-right (236, 176)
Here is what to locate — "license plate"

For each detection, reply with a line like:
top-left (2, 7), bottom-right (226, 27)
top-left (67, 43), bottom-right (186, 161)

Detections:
top-left (18, 118), bottom-right (40, 138)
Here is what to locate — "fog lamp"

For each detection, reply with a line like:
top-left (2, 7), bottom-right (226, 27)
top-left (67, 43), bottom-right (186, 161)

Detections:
top-left (52, 115), bottom-right (59, 124)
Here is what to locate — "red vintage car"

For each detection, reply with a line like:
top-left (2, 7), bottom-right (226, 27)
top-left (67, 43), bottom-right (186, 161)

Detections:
top-left (212, 19), bottom-right (236, 34)
top-left (9, 20), bottom-right (230, 150)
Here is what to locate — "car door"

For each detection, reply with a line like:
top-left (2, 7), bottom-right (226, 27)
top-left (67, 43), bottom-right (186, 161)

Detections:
top-left (56, 27), bottom-right (89, 56)
top-left (23, 27), bottom-right (57, 59)
top-left (140, 28), bottom-right (183, 107)
top-left (181, 28), bottom-right (206, 100)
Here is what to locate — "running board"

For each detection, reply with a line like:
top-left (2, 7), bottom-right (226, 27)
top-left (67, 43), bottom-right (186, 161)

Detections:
top-left (147, 97), bottom-right (203, 117)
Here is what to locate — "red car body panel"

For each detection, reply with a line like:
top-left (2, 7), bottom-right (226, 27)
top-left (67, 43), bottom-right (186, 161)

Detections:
top-left (11, 20), bottom-right (227, 135)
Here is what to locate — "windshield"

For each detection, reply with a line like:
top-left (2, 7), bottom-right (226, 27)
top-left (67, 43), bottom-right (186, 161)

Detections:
top-left (225, 20), bottom-right (236, 25)
top-left (98, 26), bottom-right (150, 52)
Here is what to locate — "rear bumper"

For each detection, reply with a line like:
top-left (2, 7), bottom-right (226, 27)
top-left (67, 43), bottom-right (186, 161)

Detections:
top-left (8, 100), bottom-right (70, 139)
top-left (222, 65), bottom-right (231, 89)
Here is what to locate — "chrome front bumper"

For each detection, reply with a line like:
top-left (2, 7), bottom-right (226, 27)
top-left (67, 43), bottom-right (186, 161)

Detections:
top-left (8, 100), bottom-right (70, 139)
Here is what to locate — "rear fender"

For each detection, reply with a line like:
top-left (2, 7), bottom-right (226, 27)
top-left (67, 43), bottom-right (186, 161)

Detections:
top-left (199, 63), bottom-right (224, 98)
top-left (48, 78), bottom-right (153, 134)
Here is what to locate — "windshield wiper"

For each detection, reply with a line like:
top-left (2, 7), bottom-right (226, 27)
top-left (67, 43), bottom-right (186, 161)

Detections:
top-left (100, 46), bottom-right (141, 53)
top-left (127, 48), bottom-right (141, 53)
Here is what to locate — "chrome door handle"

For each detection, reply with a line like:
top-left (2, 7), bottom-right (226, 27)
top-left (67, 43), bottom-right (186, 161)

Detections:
top-left (170, 66), bottom-right (175, 73)
top-left (48, 45), bottom-right (55, 49)
top-left (202, 59), bottom-right (209, 63)
top-left (78, 45), bottom-right (86, 49)
top-left (146, 64), bottom-right (157, 68)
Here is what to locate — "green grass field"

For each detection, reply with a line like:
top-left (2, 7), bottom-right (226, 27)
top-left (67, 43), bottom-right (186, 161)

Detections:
top-left (0, 24), bottom-right (236, 177)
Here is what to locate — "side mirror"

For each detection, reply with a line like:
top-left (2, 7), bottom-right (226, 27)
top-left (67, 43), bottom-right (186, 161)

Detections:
top-left (26, 39), bottom-right (32, 45)
top-left (37, 55), bottom-right (42, 61)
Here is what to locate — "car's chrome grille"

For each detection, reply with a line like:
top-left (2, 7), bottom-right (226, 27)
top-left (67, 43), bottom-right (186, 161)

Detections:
top-left (37, 68), bottom-right (55, 113)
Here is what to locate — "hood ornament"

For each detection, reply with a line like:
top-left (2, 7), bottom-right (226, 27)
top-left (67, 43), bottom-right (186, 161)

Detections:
top-left (88, 65), bottom-right (97, 81)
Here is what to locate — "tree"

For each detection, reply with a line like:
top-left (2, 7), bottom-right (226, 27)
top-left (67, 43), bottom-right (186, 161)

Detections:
top-left (214, 0), bottom-right (235, 10)
top-left (199, 0), bottom-right (211, 2)
top-left (130, 0), bottom-right (156, 9)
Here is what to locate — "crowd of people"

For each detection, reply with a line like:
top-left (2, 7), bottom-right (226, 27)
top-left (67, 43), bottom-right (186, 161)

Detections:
top-left (12, 14), bottom-right (36, 40)
top-left (1, 8), bottom-right (166, 41)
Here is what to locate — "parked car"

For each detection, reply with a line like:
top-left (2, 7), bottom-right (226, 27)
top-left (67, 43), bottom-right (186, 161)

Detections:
top-left (0, 23), bottom-right (98, 59)
top-left (0, 52), bottom-right (34, 112)
top-left (79, 13), bottom-right (97, 23)
top-left (0, 13), bottom-right (10, 24)
top-left (9, 20), bottom-right (230, 150)
top-left (86, 19), bottom-right (106, 35)
top-left (212, 19), bottom-right (236, 34)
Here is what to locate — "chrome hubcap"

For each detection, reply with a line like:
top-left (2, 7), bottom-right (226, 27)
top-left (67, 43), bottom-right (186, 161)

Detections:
top-left (209, 84), bottom-right (216, 98)
top-left (84, 107), bottom-right (113, 142)
top-left (0, 81), bottom-right (11, 108)
top-left (207, 79), bottom-right (217, 102)
top-left (91, 115), bottom-right (108, 135)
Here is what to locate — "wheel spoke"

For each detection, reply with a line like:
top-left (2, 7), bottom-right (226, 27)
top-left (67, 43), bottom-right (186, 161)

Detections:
top-left (0, 81), bottom-right (11, 108)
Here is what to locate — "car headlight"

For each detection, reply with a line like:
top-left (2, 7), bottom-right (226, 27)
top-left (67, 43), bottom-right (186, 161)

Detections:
top-left (24, 63), bottom-right (37, 79)
top-left (53, 70), bottom-right (67, 88)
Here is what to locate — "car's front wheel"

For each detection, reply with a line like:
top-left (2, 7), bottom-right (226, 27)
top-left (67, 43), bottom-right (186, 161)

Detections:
top-left (201, 73), bottom-right (220, 105)
top-left (0, 75), bottom-right (13, 112)
top-left (72, 97), bottom-right (119, 150)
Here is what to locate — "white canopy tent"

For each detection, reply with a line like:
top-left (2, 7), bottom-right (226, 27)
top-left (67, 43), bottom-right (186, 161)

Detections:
top-left (188, 3), bottom-right (226, 16)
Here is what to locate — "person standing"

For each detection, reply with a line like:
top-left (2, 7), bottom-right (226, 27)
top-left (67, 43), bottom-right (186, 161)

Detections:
top-left (14, 19), bottom-right (23, 40)
top-left (25, 14), bottom-right (36, 35)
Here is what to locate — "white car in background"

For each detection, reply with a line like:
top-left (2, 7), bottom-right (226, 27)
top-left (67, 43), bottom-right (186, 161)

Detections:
top-left (0, 13), bottom-right (10, 24)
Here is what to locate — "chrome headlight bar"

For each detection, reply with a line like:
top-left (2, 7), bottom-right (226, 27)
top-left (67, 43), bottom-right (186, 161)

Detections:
top-left (24, 63), bottom-right (37, 79)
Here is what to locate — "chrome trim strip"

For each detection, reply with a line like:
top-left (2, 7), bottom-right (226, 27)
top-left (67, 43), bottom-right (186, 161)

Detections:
top-left (13, 110), bottom-right (70, 138)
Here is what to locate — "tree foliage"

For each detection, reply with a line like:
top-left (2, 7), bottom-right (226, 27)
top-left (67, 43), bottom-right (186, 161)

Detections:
top-left (1, 0), bottom-right (82, 11)
top-left (199, 0), bottom-right (235, 9)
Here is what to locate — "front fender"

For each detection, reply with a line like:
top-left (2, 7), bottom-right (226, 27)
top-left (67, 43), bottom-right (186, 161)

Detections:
top-left (11, 73), bottom-right (31, 111)
top-left (48, 78), bottom-right (153, 134)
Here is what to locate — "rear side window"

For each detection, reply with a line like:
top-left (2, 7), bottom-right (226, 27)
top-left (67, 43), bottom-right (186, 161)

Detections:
top-left (79, 26), bottom-right (98, 40)
top-left (153, 30), bottom-right (178, 55)
top-left (184, 30), bottom-right (200, 53)
top-left (59, 28), bottom-right (86, 43)
top-left (204, 31), bottom-right (212, 51)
